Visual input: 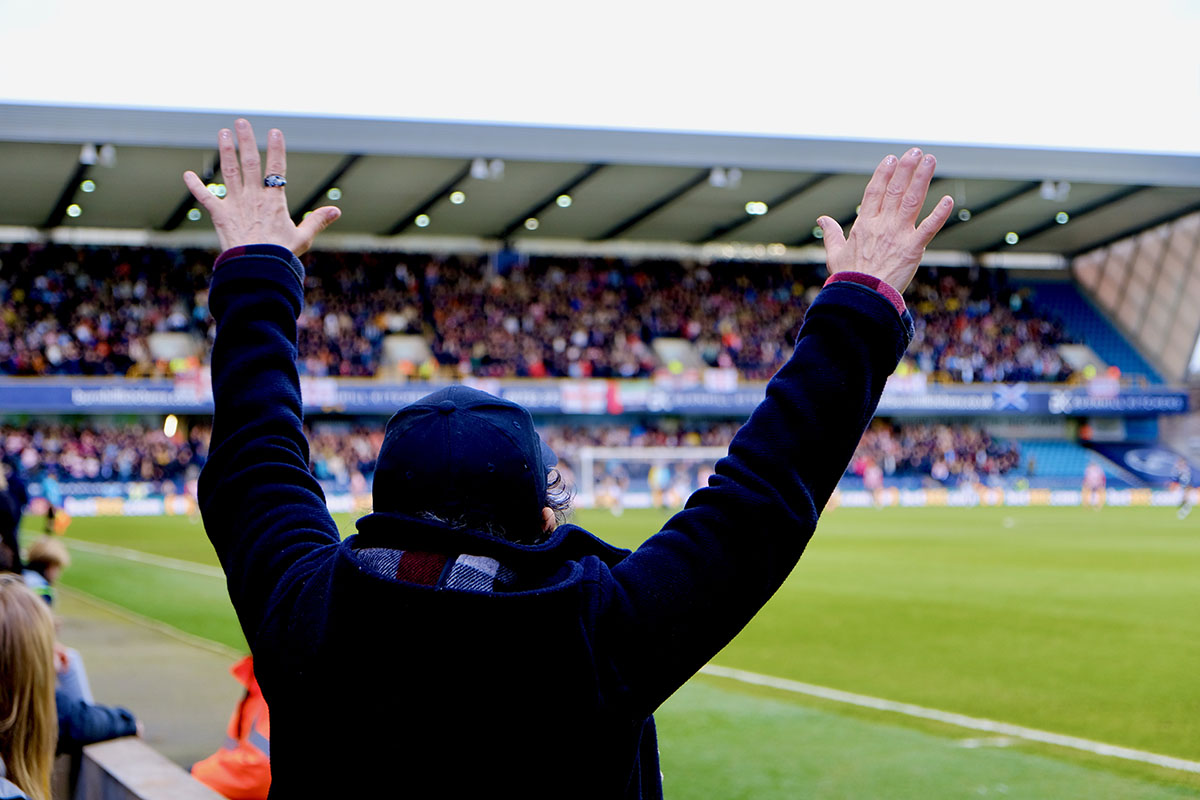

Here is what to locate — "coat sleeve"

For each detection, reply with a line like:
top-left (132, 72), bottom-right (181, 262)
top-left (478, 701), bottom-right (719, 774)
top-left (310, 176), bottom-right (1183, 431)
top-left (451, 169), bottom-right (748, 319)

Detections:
top-left (55, 691), bottom-right (138, 753)
top-left (198, 245), bottom-right (341, 651)
top-left (599, 281), bottom-right (913, 714)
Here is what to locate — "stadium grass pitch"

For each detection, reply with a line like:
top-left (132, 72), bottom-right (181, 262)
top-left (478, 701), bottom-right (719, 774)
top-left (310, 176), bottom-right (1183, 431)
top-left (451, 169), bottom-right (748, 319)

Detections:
top-left (41, 506), bottom-right (1200, 798)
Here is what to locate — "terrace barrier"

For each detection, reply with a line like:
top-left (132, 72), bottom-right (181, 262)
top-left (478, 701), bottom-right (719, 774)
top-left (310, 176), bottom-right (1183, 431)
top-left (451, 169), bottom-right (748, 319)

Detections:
top-left (54, 738), bottom-right (222, 800)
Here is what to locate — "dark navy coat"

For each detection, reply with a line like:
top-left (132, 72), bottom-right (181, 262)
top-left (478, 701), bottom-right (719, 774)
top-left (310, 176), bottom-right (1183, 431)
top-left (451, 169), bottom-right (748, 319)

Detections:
top-left (199, 245), bottom-right (912, 798)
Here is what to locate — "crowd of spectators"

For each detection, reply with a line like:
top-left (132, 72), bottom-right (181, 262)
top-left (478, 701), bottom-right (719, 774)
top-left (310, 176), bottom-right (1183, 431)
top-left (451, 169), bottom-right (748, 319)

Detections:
top-left (849, 420), bottom-right (1022, 485)
top-left (0, 243), bottom-right (211, 377)
top-left (0, 416), bottom-right (1029, 496)
top-left (303, 417), bottom-right (1027, 495)
top-left (0, 243), bottom-right (1079, 383)
top-left (425, 257), bottom-right (815, 379)
top-left (306, 423), bottom-right (382, 490)
top-left (903, 272), bottom-right (1074, 383)
top-left (0, 422), bottom-right (210, 485)
top-left (295, 250), bottom-right (424, 377)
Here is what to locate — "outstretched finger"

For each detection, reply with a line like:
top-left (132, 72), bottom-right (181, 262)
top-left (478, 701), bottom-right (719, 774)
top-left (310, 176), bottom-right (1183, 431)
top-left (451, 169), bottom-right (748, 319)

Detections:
top-left (915, 195), bottom-right (955, 247)
top-left (235, 119), bottom-right (262, 191)
top-left (900, 154), bottom-right (937, 222)
top-left (293, 205), bottom-right (342, 256)
top-left (881, 147), bottom-right (923, 213)
top-left (265, 128), bottom-right (287, 186)
top-left (859, 155), bottom-right (898, 218)
top-left (183, 170), bottom-right (217, 213)
top-left (217, 128), bottom-right (241, 199)
top-left (816, 215), bottom-right (846, 264)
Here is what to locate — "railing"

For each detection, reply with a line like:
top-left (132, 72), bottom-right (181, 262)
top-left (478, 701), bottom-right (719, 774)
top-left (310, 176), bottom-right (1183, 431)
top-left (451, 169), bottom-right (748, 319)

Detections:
top-left (55, 738), bottom-right (222, 800)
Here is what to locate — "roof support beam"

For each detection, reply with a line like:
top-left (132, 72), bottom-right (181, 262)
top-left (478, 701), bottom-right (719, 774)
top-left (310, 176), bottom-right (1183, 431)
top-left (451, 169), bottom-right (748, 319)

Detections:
top-left (495, 163), bottom-right (606, 240)
top-left (974, 185), bottom-right (1149, 254)
top-left (292, 154), bottom-right (362, 224)
top-left (934, 180), bottom-right (1043, 235)
top-left (788, 179), bottom-right (1047, 249)
top-left (41, 156), bottom-right (92, 230)
top-left (694, 173), bottom-right (833, 244)
top-left (594, 169), bottom-right (709, 241)
top-left (383, 162), bottom-right (473, 236)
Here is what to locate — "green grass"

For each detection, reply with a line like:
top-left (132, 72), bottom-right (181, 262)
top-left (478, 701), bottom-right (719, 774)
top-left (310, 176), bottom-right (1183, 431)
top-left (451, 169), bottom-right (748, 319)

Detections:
top-left (657, 679), bottom-right (1199, 800)
top-left (39, 506), bottom-right (1200, 797)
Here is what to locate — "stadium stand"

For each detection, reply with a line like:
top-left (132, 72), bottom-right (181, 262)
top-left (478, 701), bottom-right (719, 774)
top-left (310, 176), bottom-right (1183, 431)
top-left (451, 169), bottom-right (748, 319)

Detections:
top-left (0, 423), bottom-right (209, 485)
top-left (905, 271), bottom-right (1075, 383)
top-left (1016, 280), bottom-right (1163, 384)
top-left (13, 416), bottom-right (1168, 508)
top-left (1, 93), bottom-right (1197, 800)
top-left (1016, 440), bottom-right (1133, 487)
top-left (850, 421), bottom-right (1022, 483)
top-left (1, 243), bottom-right (1102, 385)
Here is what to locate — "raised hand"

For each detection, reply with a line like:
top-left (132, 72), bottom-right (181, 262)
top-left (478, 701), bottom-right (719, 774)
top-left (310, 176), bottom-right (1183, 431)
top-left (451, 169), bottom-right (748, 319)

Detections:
top-left (817, 147), bottom-right (953, 294)
top-left (184, 119), bottom-right (340, 256)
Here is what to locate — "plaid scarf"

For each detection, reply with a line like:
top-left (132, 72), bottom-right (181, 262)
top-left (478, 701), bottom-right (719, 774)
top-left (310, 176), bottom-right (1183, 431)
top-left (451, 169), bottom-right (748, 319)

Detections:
top-left (353, 547), bottom-right (518, 592)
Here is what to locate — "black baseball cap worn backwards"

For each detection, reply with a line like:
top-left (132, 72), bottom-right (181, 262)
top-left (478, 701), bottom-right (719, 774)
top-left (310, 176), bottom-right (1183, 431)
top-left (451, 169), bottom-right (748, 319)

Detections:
top-left (372, 385), bottom-right (558, 538)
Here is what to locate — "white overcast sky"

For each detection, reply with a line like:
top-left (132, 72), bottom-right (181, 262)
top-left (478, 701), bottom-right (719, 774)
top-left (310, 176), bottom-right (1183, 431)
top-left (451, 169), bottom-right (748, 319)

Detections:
top-left (2, 0), bottom-right (1199, 154)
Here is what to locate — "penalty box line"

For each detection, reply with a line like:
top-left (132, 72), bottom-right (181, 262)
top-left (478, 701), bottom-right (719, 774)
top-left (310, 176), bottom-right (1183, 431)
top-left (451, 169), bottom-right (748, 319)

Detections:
top-left (700, 664), bottom-right (1200, 775)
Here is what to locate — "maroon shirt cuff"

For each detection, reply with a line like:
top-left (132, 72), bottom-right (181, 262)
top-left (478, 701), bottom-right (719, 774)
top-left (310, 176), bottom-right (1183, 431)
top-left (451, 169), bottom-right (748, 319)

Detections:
top-left (823, 272), bottom-right (906, 316)
top-left (214, 243), bottom-right (298, 271)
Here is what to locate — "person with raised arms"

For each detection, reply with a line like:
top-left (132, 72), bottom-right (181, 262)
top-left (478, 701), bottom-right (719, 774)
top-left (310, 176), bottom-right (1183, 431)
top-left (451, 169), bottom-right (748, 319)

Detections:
top-left (188, 119), bottom-right (952, 798)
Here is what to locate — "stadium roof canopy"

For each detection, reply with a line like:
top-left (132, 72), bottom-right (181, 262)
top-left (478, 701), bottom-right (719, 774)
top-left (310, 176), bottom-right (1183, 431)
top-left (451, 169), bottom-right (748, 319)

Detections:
top-left (2, 103), bottom-right (1199, 268)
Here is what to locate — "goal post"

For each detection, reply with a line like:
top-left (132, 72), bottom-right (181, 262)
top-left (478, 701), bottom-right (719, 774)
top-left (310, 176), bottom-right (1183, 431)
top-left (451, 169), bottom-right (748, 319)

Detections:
top-left (573, 445), bottom-right (729, 510)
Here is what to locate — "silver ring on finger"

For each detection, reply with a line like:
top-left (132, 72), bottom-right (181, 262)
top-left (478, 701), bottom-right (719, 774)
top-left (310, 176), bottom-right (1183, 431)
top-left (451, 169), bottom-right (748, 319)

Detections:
top-left (263, 174), bottom-right (287, 188)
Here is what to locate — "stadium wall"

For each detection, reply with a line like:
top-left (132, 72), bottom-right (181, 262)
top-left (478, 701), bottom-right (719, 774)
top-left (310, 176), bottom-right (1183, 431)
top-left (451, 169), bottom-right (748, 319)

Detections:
top-left (58, 738), bottom-right (222, 800)
top-left (1073, 211), bottom-right (1200, 383)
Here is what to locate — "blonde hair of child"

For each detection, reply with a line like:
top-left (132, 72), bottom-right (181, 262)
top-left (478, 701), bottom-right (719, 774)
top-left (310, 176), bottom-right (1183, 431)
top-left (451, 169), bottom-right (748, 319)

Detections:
top-left (25, 537), bottom-right (69, 573)
top-left (0, 574), bottom-right (57, 800)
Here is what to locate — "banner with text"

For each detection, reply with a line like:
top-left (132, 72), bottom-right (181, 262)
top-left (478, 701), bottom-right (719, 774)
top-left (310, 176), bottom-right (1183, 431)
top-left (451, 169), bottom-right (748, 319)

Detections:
top-left (0, 376), bottom-right (1186, 417)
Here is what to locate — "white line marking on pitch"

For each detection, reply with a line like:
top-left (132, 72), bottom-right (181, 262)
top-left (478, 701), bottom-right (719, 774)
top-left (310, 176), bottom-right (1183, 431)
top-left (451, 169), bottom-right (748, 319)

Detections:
top-left (59, 586), bottom-right (243, 661)
top-left (700, 664), bottom-right (1200, 774)
top-left (58, 536), bottom-right (225, 578)
top-left (958, 737), bottom-right (1017, 749)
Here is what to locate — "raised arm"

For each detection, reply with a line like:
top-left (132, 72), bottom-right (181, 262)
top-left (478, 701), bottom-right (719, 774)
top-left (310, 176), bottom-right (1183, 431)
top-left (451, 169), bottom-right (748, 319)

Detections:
top-left (603, 149), bottom-right (953, 712)
top-left (188, 120), bottom-right (342, 648)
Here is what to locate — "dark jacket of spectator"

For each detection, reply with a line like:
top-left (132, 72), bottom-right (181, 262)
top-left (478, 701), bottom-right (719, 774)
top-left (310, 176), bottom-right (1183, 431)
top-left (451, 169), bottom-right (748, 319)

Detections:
top-left (0, 492), bottom-right (22, 573)
top-left (54, 690), bottom-right (138, 755)
top-left (199, 246), bottom-right (912, 798)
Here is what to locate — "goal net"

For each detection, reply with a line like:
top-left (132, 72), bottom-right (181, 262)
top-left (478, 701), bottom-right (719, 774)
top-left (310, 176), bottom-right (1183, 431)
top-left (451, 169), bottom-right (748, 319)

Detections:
top-left (572, 446), bottom-right (729, 511)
